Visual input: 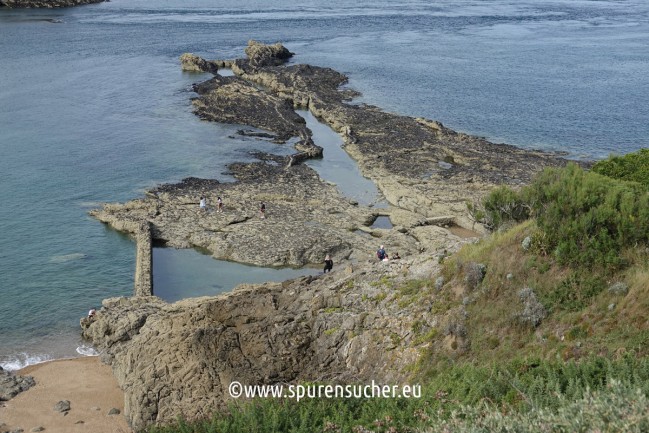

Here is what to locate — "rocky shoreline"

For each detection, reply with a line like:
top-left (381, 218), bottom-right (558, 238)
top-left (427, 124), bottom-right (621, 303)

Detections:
top-left (81, 41), bottom-right (571, 430)
top-left (0, 0), bottom-right (104, 7)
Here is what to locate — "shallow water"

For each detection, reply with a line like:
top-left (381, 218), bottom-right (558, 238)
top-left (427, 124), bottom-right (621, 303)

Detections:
top-left (1, 0), bottom-right (648, 368)
top-left (153, 248), bottom-right (318, 303)
top-left (298, 110), bottom-right (382, 206)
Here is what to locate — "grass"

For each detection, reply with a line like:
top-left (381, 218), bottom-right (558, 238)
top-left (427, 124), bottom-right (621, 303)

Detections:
top-left (142, 356), bottom-right (649, 433)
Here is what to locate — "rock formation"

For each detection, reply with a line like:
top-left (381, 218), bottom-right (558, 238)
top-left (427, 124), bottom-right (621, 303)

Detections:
top-left (84, 42), bottom-right (572, 430)
top-left (0, 0), bottom-right (103, 7)
top-left (82, 255), bottom-right (458, 430)
top-left (0, 367), bottom-right (35, 401)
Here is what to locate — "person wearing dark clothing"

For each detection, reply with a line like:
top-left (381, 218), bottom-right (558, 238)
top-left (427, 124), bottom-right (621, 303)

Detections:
top-left (324, 254), bottom-right (333, 273)
top-left (377, 245), bottom-right (387, 261)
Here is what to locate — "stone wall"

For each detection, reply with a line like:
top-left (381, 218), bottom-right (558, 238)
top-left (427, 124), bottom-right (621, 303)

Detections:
top-left (134, 221), bottom-right (153, 297)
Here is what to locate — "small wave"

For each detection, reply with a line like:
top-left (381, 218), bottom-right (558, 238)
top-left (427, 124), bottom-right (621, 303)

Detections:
top-left (76, 345), bottom-right (99, 357)
top-left (49, 253), bottom-right (87, 263)
top-left (0, 353), bottom-right (53, 372)
top-left (78, 201), bottom-right (104, 208)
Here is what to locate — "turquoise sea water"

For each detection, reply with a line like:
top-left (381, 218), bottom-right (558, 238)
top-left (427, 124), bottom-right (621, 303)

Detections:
top-left (1, 0), bottom-right (648, 369)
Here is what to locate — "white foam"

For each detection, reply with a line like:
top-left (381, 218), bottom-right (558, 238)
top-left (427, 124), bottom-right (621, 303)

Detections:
top-left (76, 345), bottom-right (99, 357)
top-left (49, 253), bottom-right (87, 263)
top-left (0, 353), bottom-right (53, 371)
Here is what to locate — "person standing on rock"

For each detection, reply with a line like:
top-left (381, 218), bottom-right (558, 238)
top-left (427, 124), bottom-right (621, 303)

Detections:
top-left (260, 201), bottom-right (266, 219)
top-left (217, 196), bottom-right (224, 213)
top-left (199, 196), bottom-right (207, 213)
top-left (324, 254), bottom-right (333, 273)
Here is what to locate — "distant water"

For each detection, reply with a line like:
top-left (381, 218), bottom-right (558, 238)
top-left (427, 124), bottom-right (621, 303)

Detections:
top-left (1, 0), bottom-right (648, 369)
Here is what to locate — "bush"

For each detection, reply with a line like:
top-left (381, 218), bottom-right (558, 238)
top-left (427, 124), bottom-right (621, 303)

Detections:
top-left (475, 163), bottom-right (649, 269)
top-left (475, 186), bottom-right (530, 230)
top-left (527, 163), bottom-right (649, 269)
top-left (592, 148), bottom-right (649, 188)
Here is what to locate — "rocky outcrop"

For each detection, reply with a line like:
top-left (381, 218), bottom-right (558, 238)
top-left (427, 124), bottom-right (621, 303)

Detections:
top-left (90, 155), bottom-right (454, 269)
top-left (244, 40), bottom-right (294, 69)
top-left (0, 0), bottom-right (103, 7)
top-left (183, 42), bottom-right (568, 231)
top-left (82, 256), bottom-right (449, 430)
top-left (0, 367), bottom-right (35, 401)
top-left (179, 53), bottom-right (220, 74)
top-left (83, 42), bottom-right (574, 431)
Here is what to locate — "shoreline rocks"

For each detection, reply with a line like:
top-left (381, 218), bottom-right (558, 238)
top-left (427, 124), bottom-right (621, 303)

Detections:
top-left (0, 366), bottom-right (35, 401)
top-left (0, 0), bottom-right (104, 7)
top-left (82, 256), bottom-right (449, 430)
top-left (83, 41), bottom-right (575, 430)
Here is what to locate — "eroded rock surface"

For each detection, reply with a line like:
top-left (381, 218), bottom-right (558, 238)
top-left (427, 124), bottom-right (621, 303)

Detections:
top-left (182, 41), bottom-right (568, 231)
top-left (82, 256), bottom-right (452, 430)
top-left (0, 367), bottom-right (35, 401)
top-left (90, 154), bottom-right (453, 268)
top-left (85, 42), bottom-right (573, 430)
top-left (0, 0), bottom-right (103, 7)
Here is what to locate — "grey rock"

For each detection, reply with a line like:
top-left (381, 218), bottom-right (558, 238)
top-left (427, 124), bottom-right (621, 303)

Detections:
top-left (179, 53), bottom-right (219, 74)
top-left (30, 427), bottom-right (45, 432)
top-left (53, 400), bottom-right (70, 413)
top-left (608, 303), bottom-right (616, 311)
top-left (608, 281), bottom-right (629, 296)
top-left (464, 262), bottom-right (486, 290)
top-left (81, 258), bottom-right (445, 431)
top-left (435, 276), bottom-right (445, 290)
top-left (506, 273), bottom-right (514, 280)
top-left (0, 0), bottom-right (103, 7)
top-left (0, 367), bottom-right (35, 401)
top-left (107, 408), bottom-right (121, 415)
top-left (521, 236), bottom-right (532, 251)
top-left (518, 287), bottom-right (547, 328)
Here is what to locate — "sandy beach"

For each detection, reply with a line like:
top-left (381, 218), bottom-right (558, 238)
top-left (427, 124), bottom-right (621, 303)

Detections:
top-left (0, 357), bottom-right (132, 433)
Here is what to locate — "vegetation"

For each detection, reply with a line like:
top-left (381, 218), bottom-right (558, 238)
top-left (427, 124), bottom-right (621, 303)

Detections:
top-left (591, 148), bottom-right (649, 187)
top-left (143, 357), bottom-right (649, 433)
top-left (471, 162), bottom-right (649, 269)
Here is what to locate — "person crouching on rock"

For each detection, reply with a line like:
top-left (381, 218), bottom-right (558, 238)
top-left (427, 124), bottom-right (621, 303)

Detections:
top-left (324, 254), bottom-right (333, 273)
top-left (377, 245), bottom-right (387, 261)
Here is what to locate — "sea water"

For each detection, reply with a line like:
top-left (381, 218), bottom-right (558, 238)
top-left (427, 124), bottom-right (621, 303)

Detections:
top-left (1, 0), bottom-right (648, 369)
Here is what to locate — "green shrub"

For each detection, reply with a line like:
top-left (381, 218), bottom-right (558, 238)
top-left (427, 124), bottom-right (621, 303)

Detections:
top-left (475, 163), bottom-right (649, 270)
top-left (528, 163), bottom-right (649, 269)
top-left (475, 186), bottom-right (530, 230)
top-left (537, 271), bottom-right (607, 312)
top-left (592, 148), bottom-right (649, 187)
top-left (433, 380), bottom-right (649, 433)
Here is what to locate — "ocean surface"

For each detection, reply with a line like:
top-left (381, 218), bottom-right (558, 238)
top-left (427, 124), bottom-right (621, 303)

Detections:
top-left (1, 0), bottom-right (648, 369)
